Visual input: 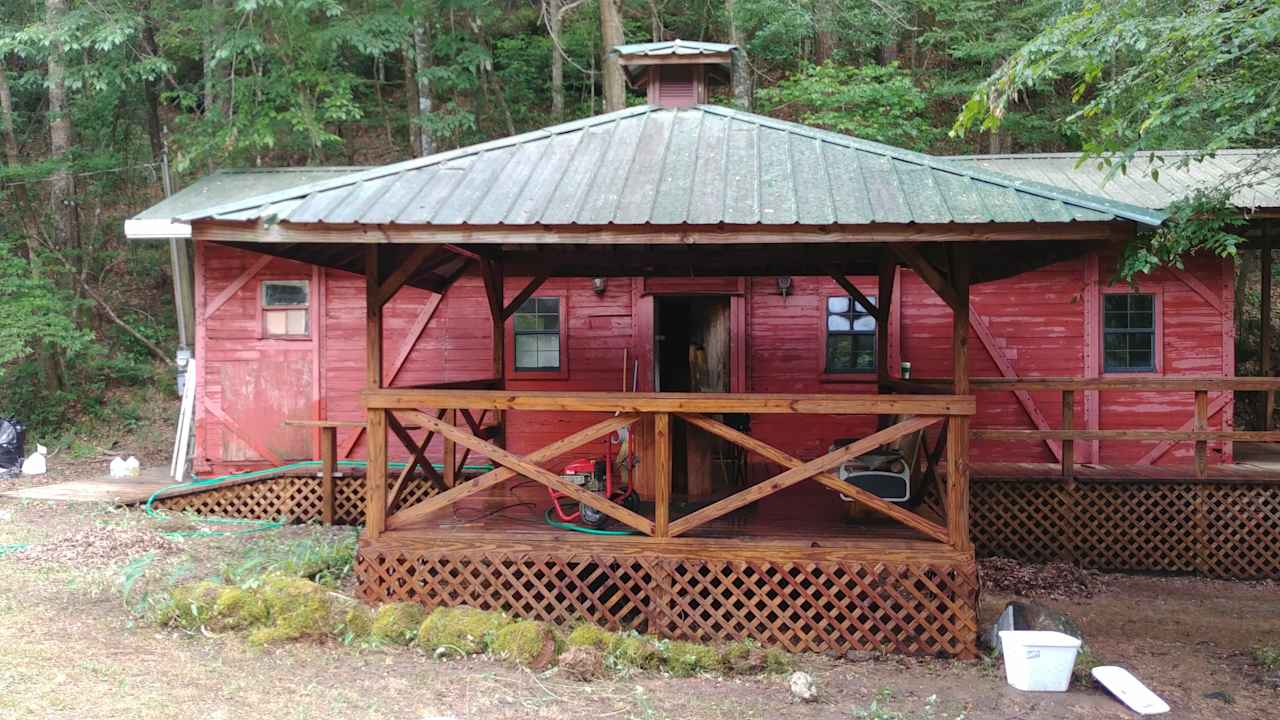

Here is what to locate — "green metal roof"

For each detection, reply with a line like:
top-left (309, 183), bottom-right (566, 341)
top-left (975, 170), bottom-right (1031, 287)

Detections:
top-left (948, 149), bottom-right (1280, 211)
top-left (125, 167), bottom-right (361, 238)
top-left (178, 105), bottom-right (1165, 228)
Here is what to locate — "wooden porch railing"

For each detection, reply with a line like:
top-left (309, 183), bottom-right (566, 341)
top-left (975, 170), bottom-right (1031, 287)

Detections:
top-left (945, 377), bottom-right (1280, 480)
top-left (361, 389), bottom-right (977, 549)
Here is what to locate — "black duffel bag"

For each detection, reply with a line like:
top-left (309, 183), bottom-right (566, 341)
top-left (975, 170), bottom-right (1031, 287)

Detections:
top-left (0, 417), bottom-right (26, 472)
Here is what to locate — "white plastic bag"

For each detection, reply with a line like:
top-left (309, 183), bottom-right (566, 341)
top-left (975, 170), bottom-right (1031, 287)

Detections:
top-left (109, 456), bottom-right (140, 478)
top-left (21, 444), bottom-right (47, 476)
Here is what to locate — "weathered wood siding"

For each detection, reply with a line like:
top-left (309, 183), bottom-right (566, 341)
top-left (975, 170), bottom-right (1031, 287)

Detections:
top-left (193, 242), bottom-right (1234, 477)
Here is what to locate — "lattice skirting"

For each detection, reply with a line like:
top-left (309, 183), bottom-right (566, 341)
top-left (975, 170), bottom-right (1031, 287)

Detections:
top-left (356, 535), bottom-right (979, 658)
top-left (150, 473), bottom-right (437, 525)
top-left (972, 478), bottom-right (1280, 579)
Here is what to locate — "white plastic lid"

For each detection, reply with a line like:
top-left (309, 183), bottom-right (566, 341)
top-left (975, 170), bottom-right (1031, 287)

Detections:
top-left (998, 630), bottom-right (1082, 648)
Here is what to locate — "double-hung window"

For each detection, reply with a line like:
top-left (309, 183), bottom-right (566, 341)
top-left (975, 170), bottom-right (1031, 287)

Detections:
top-left (513, 297), bottom-right (562, 372)
top-left (1103, 293), bottom-right (1156, 373)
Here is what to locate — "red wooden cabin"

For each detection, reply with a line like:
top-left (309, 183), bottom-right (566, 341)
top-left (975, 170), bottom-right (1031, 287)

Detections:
top-left (129, 42), bottom-right (1280, 656)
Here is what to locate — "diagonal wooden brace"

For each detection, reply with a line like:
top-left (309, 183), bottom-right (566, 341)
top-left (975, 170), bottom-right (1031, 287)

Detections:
top-left (669, 414), bottom-right (946, 539)
top-left (386, 409), bottom-right (446, 510)
top-left (389, 412), bottom-right (649, 533)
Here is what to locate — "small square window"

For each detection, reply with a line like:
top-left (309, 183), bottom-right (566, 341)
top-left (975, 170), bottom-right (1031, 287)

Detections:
top-left (262, 280), bottom-right (310, 338)
top-left (1103, 294), bottom-right (1156, 372)
top-left (826, 295), bottom-right (876, 373)
top-left (513, 296), bottom-right (562, 371)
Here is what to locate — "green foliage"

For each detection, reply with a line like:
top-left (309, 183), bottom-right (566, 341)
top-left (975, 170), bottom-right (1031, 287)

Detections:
top-left (955, 0), bottom-right (1280, 173)
top-left (1119, 189), bottom-right (1246, 281)
top-left (246, 575), bottom-right (335, 645)
top-left (758, 62), bottom-right (940, 150)
top-left (663, 639), bottom-right (723, 677)
top-left (219, 531), bottom-right (357, 587)
top-left (1255, 645), bottom-right (1280, 671)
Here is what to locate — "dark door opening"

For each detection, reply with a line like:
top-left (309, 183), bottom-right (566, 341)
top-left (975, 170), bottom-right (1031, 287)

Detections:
top-left (654, 296), bottom-right (733, 498)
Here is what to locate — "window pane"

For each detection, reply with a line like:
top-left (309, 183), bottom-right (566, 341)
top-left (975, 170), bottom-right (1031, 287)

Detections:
top-left (1128, 349), bottom-right (1153, 369)
top-left (539, 348), bottom-right (560, 369)
top-left (1103, 333), bottom-right (1126, 352)
top-left (828, 296), bottom-right (850, 314)
top-left (854, 296), bottom-right (876, 313)
top-left (286, 309), bottom-right (308, 335)
top-left (1130, 294), bottom-right (1153, 313)
top-left (853, 334), bottom-right (875, 370)
top-left (539, 312), bottom-right (559, 331)
top-left (1126, 331), bottom-right (1154, 354)
top-left (536, 297), bottom-right (559, 315)
top-left (514, 314), bottom-right (538, 331)
top-left (515, 335), bottom-right (538, 369)
top-left (1103, 295), bottom-right (1128, 314)
top-left (1104, 312), bottom-right (1128, 330)
top-left (852, 315), bottom-right (876, 332)
top-left (265, 311), bottom-right (287, 335)
top-left (1131, 311), bottom-right (1154, 330)
top-left (264, 281), bottom-right (308, 307)
top-left (827, 335), bottom-right (853, 371)
top-left (537, 334), bottom-right (558, 352)
top-left (827, 315), bottom-right (852, 332)
top-left (518, 298), bottom-right (538, 315)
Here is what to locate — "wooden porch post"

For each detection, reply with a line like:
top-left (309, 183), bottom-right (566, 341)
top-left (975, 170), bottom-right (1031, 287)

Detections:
top-left (481, 254), bottom-right (506, 446)
top-left (653, 412), bottom-right (672, 537)
top-left (1263, 237), bottom-right (1273, 430)
top-left (366, 246), bottom-right (387, 538)
top-left (877, 248), bottom-right (895, 385)
top-left (947, 246), bottom-right (972, 550)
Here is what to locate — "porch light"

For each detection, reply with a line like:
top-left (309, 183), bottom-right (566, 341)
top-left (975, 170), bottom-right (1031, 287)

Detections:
top-left (776, 276), bottom-right (792, 297)
top-left (592, 277), bottom-right (607, 295)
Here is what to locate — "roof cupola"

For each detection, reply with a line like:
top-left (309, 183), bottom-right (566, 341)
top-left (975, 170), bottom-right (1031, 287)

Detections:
top-left (611, 40), bottom-right (737, 109)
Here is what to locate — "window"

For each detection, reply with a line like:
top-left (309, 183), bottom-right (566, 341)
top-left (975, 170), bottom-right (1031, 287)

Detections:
top-left (261, 280), bottom-right (310, 338)
top-left (513, 297), bottom-right (562, 371)
top-left (825, 295), bottom-right (876, 373)
top-left (1103, 293), bottom-right (1156, 372)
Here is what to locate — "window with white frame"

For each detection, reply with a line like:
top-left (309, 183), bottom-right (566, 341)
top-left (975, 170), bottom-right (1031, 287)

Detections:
top-left (512, 296), bottom-right (562, 371)
top-left (261, 280), bottom-right (310, 338)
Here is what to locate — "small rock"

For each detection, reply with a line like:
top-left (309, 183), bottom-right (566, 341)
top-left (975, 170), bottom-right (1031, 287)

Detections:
top-left (788, 671), bottom-right (818, 702)
top-left (1202, 691), bottom-right (1234, 705)
top-left (559, 646), bottom-right (606, 681)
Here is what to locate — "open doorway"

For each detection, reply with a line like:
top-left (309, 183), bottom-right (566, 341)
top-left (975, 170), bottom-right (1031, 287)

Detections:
top-left (654, 296), bottom-right (741, 498)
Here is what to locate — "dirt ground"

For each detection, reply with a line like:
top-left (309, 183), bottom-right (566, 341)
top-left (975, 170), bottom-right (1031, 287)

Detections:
top-left (1, 464), bottom-right (1278, 720)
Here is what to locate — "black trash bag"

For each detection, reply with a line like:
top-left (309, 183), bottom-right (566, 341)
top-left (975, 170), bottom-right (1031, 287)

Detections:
top-left (0, 417), bottom-right (26, 472)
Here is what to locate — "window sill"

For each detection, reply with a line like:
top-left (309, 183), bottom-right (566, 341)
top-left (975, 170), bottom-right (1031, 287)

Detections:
top-left (510, 368), bottom-right (569, 381)
top-left (818, 371), bottom-right (880, 384)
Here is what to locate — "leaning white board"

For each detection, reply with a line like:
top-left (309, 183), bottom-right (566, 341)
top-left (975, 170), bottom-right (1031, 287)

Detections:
top-left (1092, 666), bottom-right (1170, 715)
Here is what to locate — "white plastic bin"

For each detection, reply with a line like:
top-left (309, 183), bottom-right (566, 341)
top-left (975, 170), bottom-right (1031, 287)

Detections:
top-left (999, 630), bottom-right (1082, 692)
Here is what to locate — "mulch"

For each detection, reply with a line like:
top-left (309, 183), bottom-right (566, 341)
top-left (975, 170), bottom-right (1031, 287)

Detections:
top-left (979, 556), bottom-right (1109, 600)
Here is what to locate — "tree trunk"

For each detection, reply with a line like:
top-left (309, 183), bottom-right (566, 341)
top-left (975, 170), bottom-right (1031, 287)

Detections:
top-left (402, 42), bottom-right (420, 154)
top-left (412, 20), bottom-right (433, 157)
top-left (600, 0), bottom-right (625, 112)
top-left (1, 57), bottom-right (64, 391)
top-left (727, 0), bottom-right (752, 111)
top-left (549, 0), bottom-right (564, 119)
top-left (141, 19), bottom-right (165, 162)
top-left (46, 0), bottom-right (80, 259)
top-left (813, 0), bottom-right (835, 63)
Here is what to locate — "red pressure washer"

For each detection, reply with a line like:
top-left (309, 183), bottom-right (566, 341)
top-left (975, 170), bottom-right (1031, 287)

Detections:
top-left (547, 428), bottom-right (636, 529)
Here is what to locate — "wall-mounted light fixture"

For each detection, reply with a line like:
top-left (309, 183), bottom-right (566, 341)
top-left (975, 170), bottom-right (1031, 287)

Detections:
top-left (592, 277), bottom-right (608, 295)
top-left (776, 276), bottom-right (792, 297)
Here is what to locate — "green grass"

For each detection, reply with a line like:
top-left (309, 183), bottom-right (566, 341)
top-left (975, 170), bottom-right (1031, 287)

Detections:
top-left (1255, 645), bottom-right (1280, 671)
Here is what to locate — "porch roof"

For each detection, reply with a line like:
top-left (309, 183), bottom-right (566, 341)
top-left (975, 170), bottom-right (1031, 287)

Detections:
top-left (177, 105), bottom-right (1163, 229)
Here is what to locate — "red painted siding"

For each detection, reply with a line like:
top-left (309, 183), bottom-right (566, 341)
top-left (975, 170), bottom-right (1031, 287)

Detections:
top-left (192, 242), bottom-right (1235, 477)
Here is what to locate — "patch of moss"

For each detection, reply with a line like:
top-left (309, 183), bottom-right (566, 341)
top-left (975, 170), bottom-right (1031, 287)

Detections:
top-left (608, 632), bottom-right (663, 670)
top-left (247, 575), bottom-right (334, 645)
top-left (156, 580), bottom-right (223, 630)
top-left (491, 620), bottom-right (558, 668)
top-left (334, 604), bottom-right (375, 644)
top-left (370, 602), bottom-right (426, 645)
top-left (210, 586), bottom-right (270, 630)
top-left (566, 624), bottom-right (617, 651)
top-left (663, 640), bottom-right (723, 677)
top-left (416, 606), bottom-right (511, 655)
top-left (1072, 645), bottom-right (1104, 684)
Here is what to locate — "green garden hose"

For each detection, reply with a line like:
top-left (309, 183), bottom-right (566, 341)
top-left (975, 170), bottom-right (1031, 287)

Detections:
top-left (144, 459), bottom-right (495, 538)
top-left (542, 507), bottom-right (635, 535)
